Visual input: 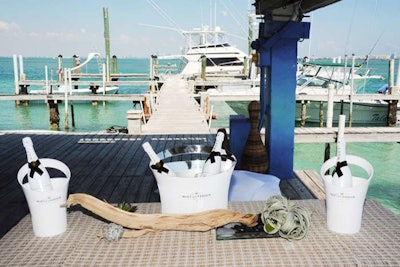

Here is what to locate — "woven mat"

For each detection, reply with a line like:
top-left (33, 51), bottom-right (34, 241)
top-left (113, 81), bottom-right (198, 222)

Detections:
top-left (0, 200), bottom-right (399, 266)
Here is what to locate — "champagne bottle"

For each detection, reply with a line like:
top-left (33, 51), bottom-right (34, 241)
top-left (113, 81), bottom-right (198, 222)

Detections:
top-left (218, 128), bottom-right (236, 172)
top-left (142, 142), bottom-right (176, 176)
top-left (332, 115), bottom-right (353, 187)
top-left (22, 137), bottom-right (53, 192)
top-left (200, 131), bottom-right (224, 176)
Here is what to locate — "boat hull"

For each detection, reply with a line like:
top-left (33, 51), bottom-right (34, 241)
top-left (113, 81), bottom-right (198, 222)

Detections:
top-left (29, 86), bottom-right (119, 95)
top-left (295, 101), bottom-right (388, 125)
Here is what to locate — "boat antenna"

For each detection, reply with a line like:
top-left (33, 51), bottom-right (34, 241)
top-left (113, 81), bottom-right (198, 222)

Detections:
top-left (358, 0), bottom-right (384, 91)
top-left (146, 0), bottom-right (183, 32)
top-left (221, 0), bottom-right (248, 37)
top-left (365, 31), bottom-right (384, 61)
top-left (343, 0), bottom-right (358, 56)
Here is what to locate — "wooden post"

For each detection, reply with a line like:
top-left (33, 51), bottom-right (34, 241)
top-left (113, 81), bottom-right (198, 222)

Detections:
top-left (71, 103), bottom-right (75, 128)
top-left (300, 100), bottom-right (307, 127)
top-left (103, 7), bottom-right (111, 82)
top-left (112, 55), bottom-right (118, 82)
top-left (90, 85), bottom-right (99, 106)
top-left (242, 56), bottom-right (248, 75)
top-left (72, 55), bottom-right (81, 74)
top-left (201, 55), bottom-right (206, 81)
top-left (57, 55), bottom-right (63, 81)
top-left (151, 55), bottom-right (158, 78)
top-left (319, 102), bottom-right (324, 127)
top-left (48, 100), bottom-right (60, 130)
top-left (19, 85), bottom-right (29, 106)
top-left (387, 58), bottom-right (398, 126)
top-left (387, 100), bottom-right (398, 126)
top-left (72, 77), bottom-right (79, 90)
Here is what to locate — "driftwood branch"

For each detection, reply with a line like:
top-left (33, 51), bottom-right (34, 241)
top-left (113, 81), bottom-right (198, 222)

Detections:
top-left (66, 193), bottom-right (258, 233)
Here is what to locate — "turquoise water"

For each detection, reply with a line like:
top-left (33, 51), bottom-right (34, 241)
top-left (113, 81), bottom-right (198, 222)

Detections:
top-left (0, 57), bottom-right (399, 216)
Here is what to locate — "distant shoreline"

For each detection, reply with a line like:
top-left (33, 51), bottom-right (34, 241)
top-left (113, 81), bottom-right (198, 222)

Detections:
top-left (0, 55), bottom-right (398, 60)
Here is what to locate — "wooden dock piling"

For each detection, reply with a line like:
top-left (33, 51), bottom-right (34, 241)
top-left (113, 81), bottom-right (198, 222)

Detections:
top-left (388, 100), bottom-right (398, 126)
top-left (300, 100), bottom-right (307, 127)
top-left (48, 100), bottom-right (60, 129)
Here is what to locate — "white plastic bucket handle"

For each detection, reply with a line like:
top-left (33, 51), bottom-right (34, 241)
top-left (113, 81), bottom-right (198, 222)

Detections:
top-left (17, 158), bottom-right (71, 186)
top-left (320, 155), bottom-right (373, 181)
top-left (17, 158), bottom-right (71, 237)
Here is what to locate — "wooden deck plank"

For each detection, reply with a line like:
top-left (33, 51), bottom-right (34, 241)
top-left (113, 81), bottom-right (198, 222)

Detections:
top-left (279, 178), bottom-right (316, 200)
top-left (117, 136), bottom-right (155, 203)
top-left (294, 170), bottom-right (326, 199)
top-left (96, 137), bottom-right (142, 202)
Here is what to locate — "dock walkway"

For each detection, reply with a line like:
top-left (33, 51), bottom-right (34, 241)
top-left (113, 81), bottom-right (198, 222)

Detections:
top-left (141, 75), bottom-right (210, 134)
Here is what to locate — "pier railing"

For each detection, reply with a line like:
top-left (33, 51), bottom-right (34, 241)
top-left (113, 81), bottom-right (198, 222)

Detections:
top-left (202, 91), bottom-right (400, 126)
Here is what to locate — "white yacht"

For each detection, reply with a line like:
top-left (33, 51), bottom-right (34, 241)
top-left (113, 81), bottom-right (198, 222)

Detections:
top-left (158, 25), bottom-right (251, 79)
top-left (180, 26), bottom-right (249, 77)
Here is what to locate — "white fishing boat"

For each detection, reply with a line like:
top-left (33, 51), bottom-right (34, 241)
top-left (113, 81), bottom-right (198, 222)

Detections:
top-left (29, 85), bottom-right (119, 95)
top-left (180, 26), bottom-right (249, 77)
top-left (157, 25), bottom-right (252, 80)
top-left (295, 101), bottom-right (389, 125)
top-left (296, 60), bottom-right (384, 95)
top-left (295, 59), bottom-right (392, 125)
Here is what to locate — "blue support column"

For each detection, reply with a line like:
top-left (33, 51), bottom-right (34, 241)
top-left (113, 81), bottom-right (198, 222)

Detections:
top-left (253, 20), bottom-right (310, 179)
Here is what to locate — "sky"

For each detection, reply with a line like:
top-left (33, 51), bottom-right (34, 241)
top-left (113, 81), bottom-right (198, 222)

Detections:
top-left (0, 0), bottom-right (399, 58)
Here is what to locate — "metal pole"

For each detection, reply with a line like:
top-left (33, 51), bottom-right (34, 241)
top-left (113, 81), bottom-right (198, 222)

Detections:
top-left (13, 55), bottom-right (19, 95)
top-left (45, 66), bottom-right (49, 94)
top-left (327, 83), bottom-right (334, 128)
top-left (324, 83), bottom-right (334, 167)
top-left (13, 55), bottom-right (20, 105)
top-left (18, 55), bottom-right (25, 81)
top-left (64, 68), bottom-right (70, 130)
top-left (349, 54), bottom-right (355, 127)
top-left (396, 57), bottom-right (400, 88)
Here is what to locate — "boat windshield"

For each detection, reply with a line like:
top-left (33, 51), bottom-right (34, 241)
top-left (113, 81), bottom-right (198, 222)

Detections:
top-left (206, 57), bottom-right (243, 67)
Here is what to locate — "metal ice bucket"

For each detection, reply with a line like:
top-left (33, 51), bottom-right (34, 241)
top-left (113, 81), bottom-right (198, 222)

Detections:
top-left (150, 145), bottom-right (236, 214)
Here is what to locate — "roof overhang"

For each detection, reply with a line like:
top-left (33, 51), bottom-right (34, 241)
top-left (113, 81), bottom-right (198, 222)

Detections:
top-left (253, 0), bottom-right (341, 21)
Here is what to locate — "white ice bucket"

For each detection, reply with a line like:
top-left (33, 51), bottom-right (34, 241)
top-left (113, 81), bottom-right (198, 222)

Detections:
top-left (150, 145), bottom-right (236, 214)
top-left (320, 155), bottom-right (373, 234)
top-left (17, 158), bottom-right (70, 237)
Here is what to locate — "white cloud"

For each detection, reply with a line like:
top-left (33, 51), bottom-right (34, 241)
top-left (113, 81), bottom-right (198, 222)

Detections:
top-left (0, 20), bottom-right (20, 32)
top-left (28, 31), bottom-right (39, 37)
top-left (119, 34), bottom-right (134, 43)
top-left (44, 31), bottom-right (62, 38)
